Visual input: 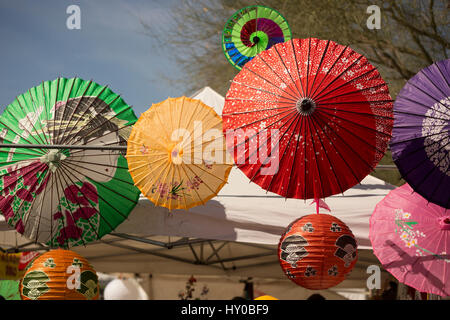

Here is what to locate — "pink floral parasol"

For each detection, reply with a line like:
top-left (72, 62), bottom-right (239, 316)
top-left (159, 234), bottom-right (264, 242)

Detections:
top-left (370, 183), bottom-right (450, 296)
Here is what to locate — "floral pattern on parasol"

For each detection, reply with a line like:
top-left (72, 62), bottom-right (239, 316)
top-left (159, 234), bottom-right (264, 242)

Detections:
top-left (0, 78), bottom-right (140, 247)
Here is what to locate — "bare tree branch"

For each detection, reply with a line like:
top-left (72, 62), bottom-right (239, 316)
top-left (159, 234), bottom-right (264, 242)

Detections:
top-left (138, 0), bottom-right (449, 96)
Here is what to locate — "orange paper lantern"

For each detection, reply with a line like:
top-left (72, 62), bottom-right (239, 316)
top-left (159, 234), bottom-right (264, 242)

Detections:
top-left (20, 249), bottom-right (99, 300)
top-left (278, 214), bottom-right (357, 290)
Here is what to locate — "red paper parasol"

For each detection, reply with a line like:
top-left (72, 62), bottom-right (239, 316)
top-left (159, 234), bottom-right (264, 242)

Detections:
top-left (222, 38), bottom-right (393, 199)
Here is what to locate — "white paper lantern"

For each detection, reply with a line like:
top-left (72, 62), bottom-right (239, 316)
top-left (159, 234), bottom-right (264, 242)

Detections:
top-left (104, 278), bottom-right (148, 300)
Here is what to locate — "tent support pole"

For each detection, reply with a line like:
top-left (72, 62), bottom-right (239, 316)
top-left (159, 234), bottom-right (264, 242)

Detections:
top-left (110, 233), bottom-right (214, 248)
top-left (205, 242), bottom-right (228, 262)
top-left (0, 144), bottom-right (127, 151)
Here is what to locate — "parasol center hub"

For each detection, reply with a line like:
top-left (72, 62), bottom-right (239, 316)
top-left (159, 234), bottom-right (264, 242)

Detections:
top-left (439, 217), bottom-right (450, 230)
top-left (296, 98), bottom-right (316, 116)
top-left (169, 146), bottom-right (184, 165)
top-left (40, 150), bottom-right (67, 172)
top-left (253, 36), bottom-right (260, 44)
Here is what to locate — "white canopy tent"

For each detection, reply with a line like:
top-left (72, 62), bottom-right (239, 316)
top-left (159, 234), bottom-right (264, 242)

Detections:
top-left (0, 87), bottom-right (395, 299)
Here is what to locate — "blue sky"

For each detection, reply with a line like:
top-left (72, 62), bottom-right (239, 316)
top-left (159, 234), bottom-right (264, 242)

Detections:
top-left (0, 0), bottom-right (184, 116)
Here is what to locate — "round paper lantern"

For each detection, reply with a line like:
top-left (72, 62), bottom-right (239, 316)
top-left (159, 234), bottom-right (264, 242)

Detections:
top-left (19, 249), bottom-right (99, 300)
top-left (278, 214), bottom-right (358, 290)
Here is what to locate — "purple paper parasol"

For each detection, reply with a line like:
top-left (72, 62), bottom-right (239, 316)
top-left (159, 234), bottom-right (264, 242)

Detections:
top-left (390, 59), bottom-right (450, 209)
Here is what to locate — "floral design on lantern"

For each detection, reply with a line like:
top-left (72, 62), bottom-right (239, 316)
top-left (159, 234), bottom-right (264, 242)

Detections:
top-left (21, 270), bottom-right (50, 300)
top-left (77, 270), bottom-right (99, 299)
top-left (328, 265), bottom-right (339, 276)
top-left (279, 234), bottom-right (309, 268)
top-left (304, 266), bottom-right (317, 277)
top-left (43, 258), bottom-right (56, 268)
top-left (72, 258), bottom-right (83, 268)
top-left (302, 223), bottom-right (314, 233)
top-left (335, 235), bottom-right (358, 267)
top-left (286, 269), bottom-right (295, 279)
top-left (330, 222), bottom-right (341, 232)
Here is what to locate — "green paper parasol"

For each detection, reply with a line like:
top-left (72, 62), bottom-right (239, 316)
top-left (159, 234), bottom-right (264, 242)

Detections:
top-left (0, 77), bottom-right (140, 248)
top-left (0, 280), bottom-right (20, 300)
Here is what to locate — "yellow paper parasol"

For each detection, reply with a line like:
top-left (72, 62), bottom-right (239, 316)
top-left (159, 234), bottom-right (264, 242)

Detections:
top-left (126, 97), bottom-right (232, 210)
